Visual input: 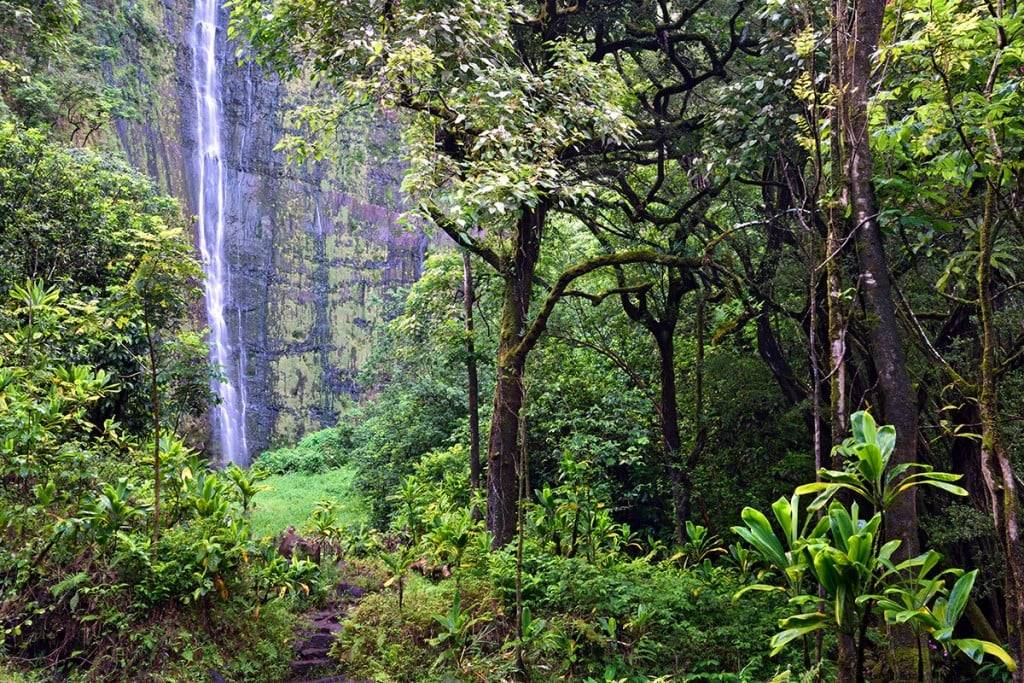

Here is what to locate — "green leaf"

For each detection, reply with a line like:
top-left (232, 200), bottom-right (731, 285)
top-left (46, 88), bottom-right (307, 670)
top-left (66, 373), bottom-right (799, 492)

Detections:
top-left (876, 539), bottom-right (902, 563)
top-left (949, 638), bottom-right (1017, 670)
top-left (811, 546), bottom-right (841, 595)
top-left (770, 613), bottom-right (830, 655)
top-left (771, 495), bottom-right (799, 548)
top-left (876, 424), bottom-right (896, 459)
top-left (851, 411), bottom-right (877, 447)
top-left (943, 569), bottom-right (976, 629)
top-left (733, 583), bottom-right (786, 602)
top-left (733, 507), bottom-right (786, 569)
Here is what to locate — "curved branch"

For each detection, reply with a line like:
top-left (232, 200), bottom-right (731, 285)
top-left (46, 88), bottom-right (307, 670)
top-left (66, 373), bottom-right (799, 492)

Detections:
top-left (563, 282), bottom-right (655, 306)
top-left (511, 250), bottom-right (702, 362)
top-left (423, 203), bottom-right (502, 272)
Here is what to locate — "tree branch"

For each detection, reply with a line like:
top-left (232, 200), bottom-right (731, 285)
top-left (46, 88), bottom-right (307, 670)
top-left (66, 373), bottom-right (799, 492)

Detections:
top-left (511, 250), bottom-right (702, 361)
top-left (563, 282), bottom-right (655, 306)
top-left (423, 203), bottom-right (502, 272)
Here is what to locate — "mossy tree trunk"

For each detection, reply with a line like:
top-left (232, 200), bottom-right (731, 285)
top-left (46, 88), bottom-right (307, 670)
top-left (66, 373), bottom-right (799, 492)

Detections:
top-left (486, 206), bottom-right (545, 549)
top-left (831, 0), bottom-right (920, 676)
top-left (463, 251), bottom-right (482, 503)
top-left (977, 183), bottom-right (1024, 679)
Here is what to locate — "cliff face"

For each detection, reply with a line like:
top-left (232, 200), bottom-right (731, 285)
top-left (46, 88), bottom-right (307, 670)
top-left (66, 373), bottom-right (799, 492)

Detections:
top-left (99, 0), bottom-right (422, 456)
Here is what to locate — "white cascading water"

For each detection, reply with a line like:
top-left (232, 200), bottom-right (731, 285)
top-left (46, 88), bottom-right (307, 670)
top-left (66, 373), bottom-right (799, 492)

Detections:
top-left (193, 0), bottom-right (249, 465)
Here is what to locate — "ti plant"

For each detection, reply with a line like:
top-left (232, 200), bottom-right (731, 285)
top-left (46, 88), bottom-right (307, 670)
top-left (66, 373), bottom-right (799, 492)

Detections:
top-left (224, 464), bottom-right (269, 516)
top-left (733, 411), bottom-right (1016, 679)
top-left (380, 544), bottom-right (418, 611)
top-left (430, 591), bottom-right (488, 674)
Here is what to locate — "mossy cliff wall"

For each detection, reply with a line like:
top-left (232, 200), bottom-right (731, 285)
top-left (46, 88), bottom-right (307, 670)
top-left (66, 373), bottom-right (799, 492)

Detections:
top-left (94, 0), bottom-right (423, 455)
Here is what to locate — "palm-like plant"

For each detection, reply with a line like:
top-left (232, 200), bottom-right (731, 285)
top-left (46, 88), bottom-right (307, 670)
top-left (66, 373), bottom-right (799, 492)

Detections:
top-left (733, 411), bottom-right (1016, 679)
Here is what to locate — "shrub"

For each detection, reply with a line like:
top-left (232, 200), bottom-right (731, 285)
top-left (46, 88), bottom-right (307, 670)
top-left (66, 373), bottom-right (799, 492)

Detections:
top-left (254, 426), bottom-right (352, 474)
top-left (333, 575), bottom-right (507, 682)
top-left (487, 549), bottom-right (796, 680)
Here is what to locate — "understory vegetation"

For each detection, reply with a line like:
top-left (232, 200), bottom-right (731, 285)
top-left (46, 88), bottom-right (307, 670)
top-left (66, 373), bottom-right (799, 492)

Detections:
top-left (2, 0), bottom-right (1024, 679)
top-left (251, 438), bottom-right (805, 682)
top-left (0, 126), bottom-right (318, 682)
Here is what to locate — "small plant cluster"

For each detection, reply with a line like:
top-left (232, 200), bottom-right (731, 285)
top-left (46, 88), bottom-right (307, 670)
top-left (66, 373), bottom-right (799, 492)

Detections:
top-left (327, 445), bottom-right (798, 682)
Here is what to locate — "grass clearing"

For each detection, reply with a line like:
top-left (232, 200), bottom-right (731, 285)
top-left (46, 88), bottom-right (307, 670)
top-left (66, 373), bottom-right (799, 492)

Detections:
top-left (250, 464), bottom-right (366, 538)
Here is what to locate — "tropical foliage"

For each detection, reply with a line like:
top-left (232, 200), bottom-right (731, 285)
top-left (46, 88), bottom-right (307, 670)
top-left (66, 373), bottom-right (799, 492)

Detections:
top-left (2, 0), bottom-right (1024, 680)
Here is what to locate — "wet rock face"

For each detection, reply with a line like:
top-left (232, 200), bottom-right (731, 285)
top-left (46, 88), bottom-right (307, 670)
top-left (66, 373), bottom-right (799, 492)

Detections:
top-left (113, 0), bottom-right (422, 457)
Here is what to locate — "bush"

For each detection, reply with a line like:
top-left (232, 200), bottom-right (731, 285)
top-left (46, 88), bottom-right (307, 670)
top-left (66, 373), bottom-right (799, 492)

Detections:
top-left (486, 549), bottom-right (797, 680)
top-left (1, 427), bottom-right (321, 680)
top-left (333, 575), bottom-right (507, 683)
top-left (254, 426), bottom-right (352, 474)
top-left (348, 377), bottom-right (468, 527)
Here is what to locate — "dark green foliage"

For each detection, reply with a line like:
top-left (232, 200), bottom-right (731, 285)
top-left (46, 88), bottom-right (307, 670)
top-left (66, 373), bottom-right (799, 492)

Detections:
top-left (527, 334), bottom-right (666, 534)
top-left (334, 575), bottom-right (504, 682)
top-left (255, 425), bottom-right (353, 474)
top-left (0, 123), bottom-right (213, 438)
top-left (349, 372), bottom-right (470, 527)
top-left (0, 297), bottom-right (318, 676)
top-left (0, 125), bottom-right (320, 681)
top-left (344, 251), bottom-right (497, 528)
top-left (491, 550), bottom-right (795, 680)
top-left (1, 0), bottom-right (170, 142)
top-left (338, 550), bottom-right (796, 682)
top-left (329, 445), bottom-right (801, 683)
top-left (0, 123), bottom-right (175, 290)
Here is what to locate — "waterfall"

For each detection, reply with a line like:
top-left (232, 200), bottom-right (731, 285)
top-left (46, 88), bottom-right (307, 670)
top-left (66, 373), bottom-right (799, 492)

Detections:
top-left (192, 0), bottom-right (249, 465)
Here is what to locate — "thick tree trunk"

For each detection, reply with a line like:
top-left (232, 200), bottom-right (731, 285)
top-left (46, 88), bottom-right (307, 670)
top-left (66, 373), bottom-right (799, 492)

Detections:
top-left (851, 115), bottom-right (922, 683)
top-left (486, 207), bottom-right (544, 548)
top-left (487, 351), bottom-right (525, 548)
top-left (833, 0), bottom-right (920, 677)
top-left (843, 14), bottom-right (920, 558)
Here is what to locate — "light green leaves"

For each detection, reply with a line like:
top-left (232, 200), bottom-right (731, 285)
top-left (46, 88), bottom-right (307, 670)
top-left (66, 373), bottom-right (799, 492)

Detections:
top-left (735, 413), bottom-right (1012, 674)
top-left (796, 411), bottom-right (967, 512)
top-left (731, 494), bottom-right (823, 599)
top-left (771, 612), bottom-right (830, 655)
top-left (877, 568), bottom-right (1017, 672)
top-left (733, 507), bottom-right (787, 571)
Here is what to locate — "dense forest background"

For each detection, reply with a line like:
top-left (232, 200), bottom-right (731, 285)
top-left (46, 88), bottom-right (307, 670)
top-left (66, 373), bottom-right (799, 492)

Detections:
top-left (1, 0), bottom-right (1023, 681)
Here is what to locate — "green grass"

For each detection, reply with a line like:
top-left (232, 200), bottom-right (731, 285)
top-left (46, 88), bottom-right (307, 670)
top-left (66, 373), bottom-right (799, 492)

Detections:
top-left (250, 464), bottom-right (367, 538)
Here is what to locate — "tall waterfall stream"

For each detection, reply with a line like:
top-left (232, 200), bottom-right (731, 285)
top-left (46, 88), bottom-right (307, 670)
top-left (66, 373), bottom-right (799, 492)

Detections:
top-left (192, 0), bottom-right (249, 465)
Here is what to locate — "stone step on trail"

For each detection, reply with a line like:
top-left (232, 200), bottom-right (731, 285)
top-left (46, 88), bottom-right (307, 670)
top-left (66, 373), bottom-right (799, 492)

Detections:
top-left (284, 581), bottom-right (369, 683)
top-left (288, 609), bottom-right (342, 680)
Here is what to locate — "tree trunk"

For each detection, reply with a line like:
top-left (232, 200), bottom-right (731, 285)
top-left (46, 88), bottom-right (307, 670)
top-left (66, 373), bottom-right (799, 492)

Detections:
top-left (977, 183), bottom-right (1024, 679)
top-left (463, 251), bottom-right (481, 502)
top-left (827, 4), bottom-right (856, 675)
top-left (826, 0), bottom-right (849, 464)
top-left (836, 0), bottom-right (919, 552)
top-left (617, 267), bottom-right (691, 545)
top-left (486, 207), bottom-right (544, 548)
top-left (144, 315), bottom-right (161, 556)
top-left (833, 0), bottom-right (920, 676)
top-left (655, 327), bottom-right (687, 545)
